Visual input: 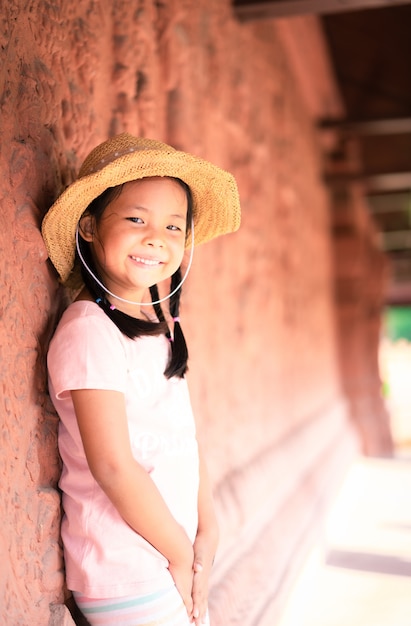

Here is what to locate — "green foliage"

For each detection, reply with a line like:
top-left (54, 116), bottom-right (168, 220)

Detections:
top-left (384, 306), bottom-right (411, 341)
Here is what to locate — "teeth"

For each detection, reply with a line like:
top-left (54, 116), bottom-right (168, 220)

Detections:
top-left (131, 256), bottom-right (160, 266)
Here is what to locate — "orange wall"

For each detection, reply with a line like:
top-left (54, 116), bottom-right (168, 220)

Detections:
top-left (0, 2), bottom-right (386, 624)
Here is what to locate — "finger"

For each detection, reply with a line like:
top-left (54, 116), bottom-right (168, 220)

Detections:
top-left (191, 595), bottom-right (206, 626)
top-left (185, 599), bottom-right (194, 616)
top-left (193, 561), bottom-right (203, 573)
top-left (182, 592), bottom-right (193, 616)
top-left (192, 610), bottom-right (201, 626)
top-left (197, 605), bottom-right (207, 624)
top-left (191, 606), bottom-right (202, 626)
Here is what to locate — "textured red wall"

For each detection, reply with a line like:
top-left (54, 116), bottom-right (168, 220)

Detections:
top-left (1, 2), bottom-right (385, 625)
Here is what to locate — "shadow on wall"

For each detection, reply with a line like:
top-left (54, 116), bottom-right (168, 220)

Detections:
top-left (66, 597), bottom-right (90, 626)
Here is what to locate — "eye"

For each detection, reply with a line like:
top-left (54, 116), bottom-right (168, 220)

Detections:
top-left (127, 216), bottom-right (144, 224)
top-left (167, 224), bottom-right (182, 231)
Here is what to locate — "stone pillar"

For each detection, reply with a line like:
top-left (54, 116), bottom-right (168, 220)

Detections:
top-left (332, 182), bottom-right (393, 456)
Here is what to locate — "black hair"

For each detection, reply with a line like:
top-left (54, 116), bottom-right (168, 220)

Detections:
top-left (77, 178), bottom-right (193, 379)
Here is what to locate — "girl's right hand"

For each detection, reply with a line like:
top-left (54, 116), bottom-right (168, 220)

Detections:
top-left (168, 560), bottom-right (194, 616)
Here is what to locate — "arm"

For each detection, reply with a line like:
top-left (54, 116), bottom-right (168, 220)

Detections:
top-left (191, 443), bottom-right (219, 624)
top-left (71, 388), bottom-right (194, 612)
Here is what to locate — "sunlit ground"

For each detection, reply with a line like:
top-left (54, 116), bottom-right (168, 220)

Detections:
top-left (277, 339), bottom-right (411, 626)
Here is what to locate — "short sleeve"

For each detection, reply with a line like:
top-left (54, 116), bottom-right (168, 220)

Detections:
top-left (48, 313), bottom-right (128, 399)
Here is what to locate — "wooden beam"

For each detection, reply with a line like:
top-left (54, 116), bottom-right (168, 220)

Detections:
top-left (318, 117), bottom-right (411, 136)
top-left (381, 230), bottom-right (411, 251)
top-left (367, 173), bottom-right (411, 193)
top-left (368, 192), bottom-right (411, 214)
top-left (326, 172), bottom-right (411, 192)
top-left (234, 0), bottom-right (411, 21)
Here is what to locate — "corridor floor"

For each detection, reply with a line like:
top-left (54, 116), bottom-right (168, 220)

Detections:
top-left (278, 454), bottom-right (411, 626)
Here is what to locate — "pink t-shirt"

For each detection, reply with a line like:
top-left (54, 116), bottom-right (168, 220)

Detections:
top-left (47, 301), bottom-right (199, 597)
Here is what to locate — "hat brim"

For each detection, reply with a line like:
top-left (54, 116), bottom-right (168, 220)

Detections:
top-left (42, 148), bottom-right (241, 284)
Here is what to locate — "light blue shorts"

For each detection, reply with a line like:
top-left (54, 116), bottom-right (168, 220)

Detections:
top-left (73, 585), bottom-right (209, 626)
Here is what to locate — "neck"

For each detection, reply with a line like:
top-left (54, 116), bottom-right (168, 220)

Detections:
top-left (76, 287), bottom-right (152, 320)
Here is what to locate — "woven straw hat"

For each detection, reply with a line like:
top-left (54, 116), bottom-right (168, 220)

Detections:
top-left (42, 133), bottom-right (241, 284)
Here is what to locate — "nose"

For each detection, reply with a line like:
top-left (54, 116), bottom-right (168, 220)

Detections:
top-left (142, 226), bottom-right (165, 248)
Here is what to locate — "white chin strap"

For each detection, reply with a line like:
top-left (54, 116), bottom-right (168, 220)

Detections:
top-left (75, 219), bottom-right (195, 306)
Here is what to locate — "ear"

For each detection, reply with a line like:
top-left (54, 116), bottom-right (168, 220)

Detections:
top-left (78, 214), bottom-right (95, 242)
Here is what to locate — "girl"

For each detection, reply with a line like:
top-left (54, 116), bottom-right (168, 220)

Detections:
top-left (42, 134), bottom-right (241, 626)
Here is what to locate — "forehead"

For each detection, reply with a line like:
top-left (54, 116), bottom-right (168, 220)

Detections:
top-left (110, 178), bottom-right (189, 218)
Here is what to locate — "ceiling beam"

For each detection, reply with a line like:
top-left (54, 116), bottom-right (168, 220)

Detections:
top-left (368, 192), bottom-right (411, 214)
top-left (318, 117), bottom-right (411, 136)
top-left (326, 172), bottom-right (411, 192)
top-left (366, 173), bottom-right (411, 193)
top-left (234, 0), bottom-right (411, 21)
top-left (381, 230), bottom-right (411, 251)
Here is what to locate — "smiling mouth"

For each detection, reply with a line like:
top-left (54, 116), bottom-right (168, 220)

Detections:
top-left (130, 255), bottom-right (162, 266)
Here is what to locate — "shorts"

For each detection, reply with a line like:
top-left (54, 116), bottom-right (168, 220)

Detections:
top-left (73, 585), bottom-right (210, 626)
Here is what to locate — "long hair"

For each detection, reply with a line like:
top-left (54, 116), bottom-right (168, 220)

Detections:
top-left (77, 179), bottom-right (193, 378)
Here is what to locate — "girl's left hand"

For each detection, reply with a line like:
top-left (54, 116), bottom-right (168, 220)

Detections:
top-left (190, 534), bottom-right (214, 625)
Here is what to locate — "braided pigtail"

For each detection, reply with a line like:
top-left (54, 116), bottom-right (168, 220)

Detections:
top-left (149, 279), bottom-right (188, 379)
top-left (149, 284), bottom-right (167, 323)
top-left (149, 284), bottom-right (171, 341)
top-left (164, 267), bottom-right (189, 379)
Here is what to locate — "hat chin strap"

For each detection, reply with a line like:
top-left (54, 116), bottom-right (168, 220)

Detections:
top-left (75, 218), bottom-right (195, 307)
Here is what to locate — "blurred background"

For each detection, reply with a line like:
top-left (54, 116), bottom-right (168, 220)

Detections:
top-left (1, 1), bottom-right (410, 625)
top-left (381, 306), bottom-right (411, 454)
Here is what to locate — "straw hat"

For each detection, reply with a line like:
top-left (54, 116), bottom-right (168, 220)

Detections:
top-left (42, 133), bottom-right (241, 284)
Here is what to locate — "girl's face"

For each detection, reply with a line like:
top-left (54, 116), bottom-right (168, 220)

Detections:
top-left (80, 177), bottom-right (188, 306)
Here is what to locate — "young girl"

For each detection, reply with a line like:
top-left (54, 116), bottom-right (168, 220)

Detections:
top-left (42, 134), bottom-right (241, 626)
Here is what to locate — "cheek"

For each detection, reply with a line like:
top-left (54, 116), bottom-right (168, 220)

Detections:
top-left (93, 227), bottom-right (124, 258)
top-left (174, 241), bottom-right (186, 266)
top-left (89, 236), bottom-right (114, 270)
